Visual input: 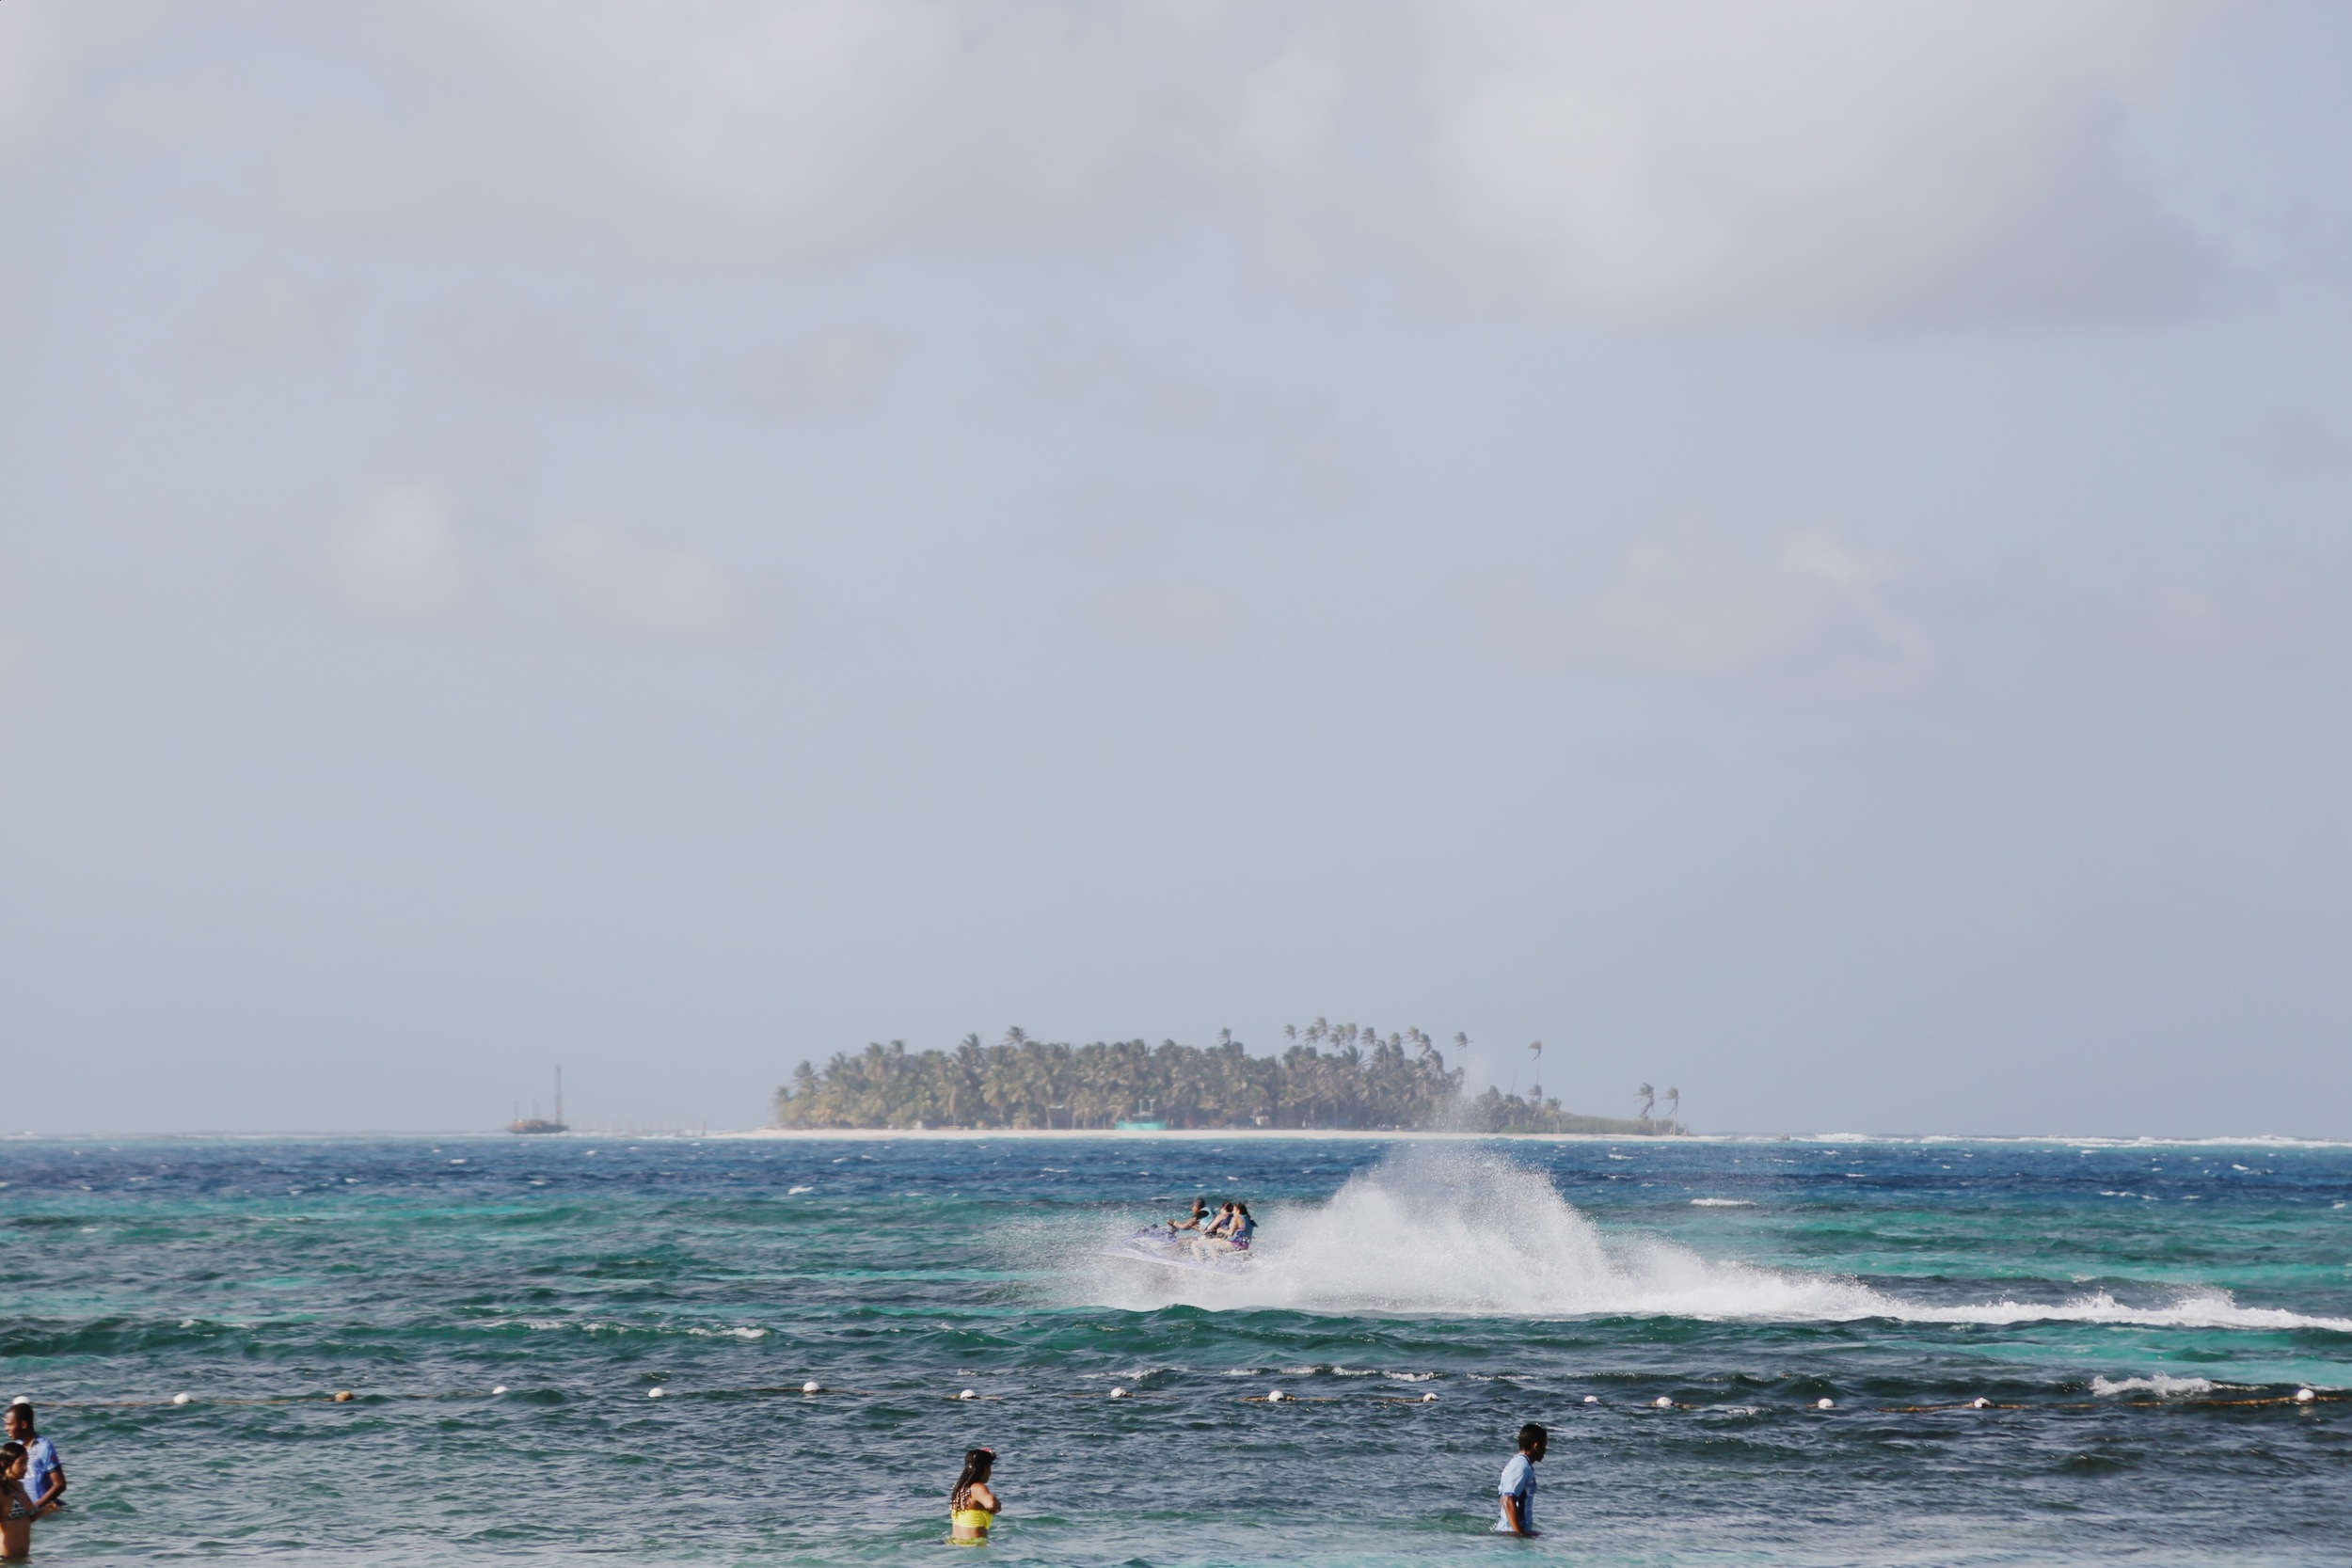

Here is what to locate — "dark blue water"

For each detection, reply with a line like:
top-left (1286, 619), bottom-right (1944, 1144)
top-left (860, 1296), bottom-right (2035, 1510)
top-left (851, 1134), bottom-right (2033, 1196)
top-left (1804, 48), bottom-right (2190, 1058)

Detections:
top-left (2, 1134), bottom-right (2347, 1564)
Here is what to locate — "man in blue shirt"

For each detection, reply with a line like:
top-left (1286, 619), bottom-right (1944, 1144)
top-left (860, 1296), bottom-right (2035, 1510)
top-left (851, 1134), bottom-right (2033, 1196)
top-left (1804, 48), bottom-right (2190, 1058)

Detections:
top-left (6, 1402), bottom-right (63, 1516)
top-left (1493, 1422), bottom-right (1546, 1535)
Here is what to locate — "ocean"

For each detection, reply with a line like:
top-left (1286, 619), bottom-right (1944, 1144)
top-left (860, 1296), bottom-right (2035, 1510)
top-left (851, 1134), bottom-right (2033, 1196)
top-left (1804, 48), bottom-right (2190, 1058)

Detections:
top-left (2, 1133), bottom-right (2346, 1565)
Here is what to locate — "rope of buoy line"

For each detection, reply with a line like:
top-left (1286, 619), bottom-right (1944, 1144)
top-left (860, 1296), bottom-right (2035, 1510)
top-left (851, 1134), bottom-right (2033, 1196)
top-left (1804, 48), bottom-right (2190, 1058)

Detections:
top-left (31, 1385), bottom-right (2338, 1413)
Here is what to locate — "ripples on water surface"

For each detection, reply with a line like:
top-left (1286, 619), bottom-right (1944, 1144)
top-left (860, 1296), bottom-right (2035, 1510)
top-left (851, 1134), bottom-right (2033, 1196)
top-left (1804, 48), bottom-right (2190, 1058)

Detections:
top-left (2, 1135), bottom-right (2347, 1564)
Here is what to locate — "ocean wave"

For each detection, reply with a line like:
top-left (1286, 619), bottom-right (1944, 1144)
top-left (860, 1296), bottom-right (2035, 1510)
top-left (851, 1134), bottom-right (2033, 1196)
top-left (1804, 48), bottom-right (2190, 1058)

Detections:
top-left (1690, 1198), bottom-right (1756, 1207)
top-left (473, 1318), bottom-right (768, 1339)
top-left (2089, 1374), bottom-right (2219, 1397)
top-left (1065, 1147), bottom-right (2352, 1331)
top-left (1901, 1292), bottom-right (2352, 1332)
top-left (1778, 1134), bottom-right (2352, 1149)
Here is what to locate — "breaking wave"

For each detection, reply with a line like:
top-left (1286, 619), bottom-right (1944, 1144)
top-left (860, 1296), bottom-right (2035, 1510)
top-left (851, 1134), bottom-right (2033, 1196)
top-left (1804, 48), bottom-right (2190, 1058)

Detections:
top-left (2090, 1374), bottom-right (2220, 1397)
top-left (1065, 1146), bottom-right (2352, 1331)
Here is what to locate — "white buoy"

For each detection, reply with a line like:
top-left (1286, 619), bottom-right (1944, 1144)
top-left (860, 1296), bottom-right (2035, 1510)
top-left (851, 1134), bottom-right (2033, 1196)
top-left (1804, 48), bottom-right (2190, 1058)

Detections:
top-left (492, 1386), bottom-right (508, 1396)
top-left (2296, 1387), bottom-right (2316, 1403)
top-left (1422, 1392), bottom-right (1438, 1402)
top-left (1816, 1398), bottom-right (1835, 1410)
top-left (1265, 1388), bottom-right (1285, 1403)
top-left (1109, 1387), bottom-right (1128, 1400)
top-left (959, 1388), bottom-right (977, 1401)
top-left (1969, 1397), bottom-right (1990, 1409)
top-left (803, 1381), bottom-right (821, 1394)
top-left (1653, 1396), bottom-right (1674, 1408)
top-left (647, 1387), bottom-right (664, 1399)
top-left (171, 1393), bottom-right (193, 1405)
top-left (1583, 1395), bottom-right (1599, 1404)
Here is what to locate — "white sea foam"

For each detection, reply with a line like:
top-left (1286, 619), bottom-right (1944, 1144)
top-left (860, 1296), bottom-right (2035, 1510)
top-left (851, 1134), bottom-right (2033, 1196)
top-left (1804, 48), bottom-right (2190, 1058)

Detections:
top-left (1064, 1147), bottom-right (2352, 1332)
top-left (1690, 1198), bottom-right (1756, 1207)
top-left (2090, 1374), bottom-right (2218, 1397)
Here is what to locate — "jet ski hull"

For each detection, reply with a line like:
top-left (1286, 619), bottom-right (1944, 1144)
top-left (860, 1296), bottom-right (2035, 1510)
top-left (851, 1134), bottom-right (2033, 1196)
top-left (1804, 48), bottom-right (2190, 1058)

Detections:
top-left (1106, 1226), bottom-right (1254, 1274)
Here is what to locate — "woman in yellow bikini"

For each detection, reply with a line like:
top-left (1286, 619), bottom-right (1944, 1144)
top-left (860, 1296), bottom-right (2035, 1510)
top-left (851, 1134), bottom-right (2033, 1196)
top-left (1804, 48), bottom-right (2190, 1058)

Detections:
top-left (947, 1448), bottom-right (999, 1544)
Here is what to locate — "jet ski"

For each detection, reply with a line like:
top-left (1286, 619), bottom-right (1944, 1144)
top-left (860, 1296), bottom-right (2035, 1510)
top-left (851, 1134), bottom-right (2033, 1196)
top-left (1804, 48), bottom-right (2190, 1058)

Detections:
top-left (1106, 1224), bottom-right (1254, 1274)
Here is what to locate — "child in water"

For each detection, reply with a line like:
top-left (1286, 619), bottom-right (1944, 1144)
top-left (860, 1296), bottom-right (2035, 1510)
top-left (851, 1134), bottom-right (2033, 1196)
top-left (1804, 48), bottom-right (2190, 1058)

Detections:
top-left (948, 1448), bottom-right (999, 1544)
top-left (0, 1441), bottom-right (32, 1561)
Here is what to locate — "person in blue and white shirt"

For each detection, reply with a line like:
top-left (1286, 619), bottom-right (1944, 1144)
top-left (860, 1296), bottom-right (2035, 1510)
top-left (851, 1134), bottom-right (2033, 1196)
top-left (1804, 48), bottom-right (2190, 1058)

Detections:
top-left (1493, 1422), bottom-right (1546, 1536)
top-left (5, 1403), bottom-right (62, 1518)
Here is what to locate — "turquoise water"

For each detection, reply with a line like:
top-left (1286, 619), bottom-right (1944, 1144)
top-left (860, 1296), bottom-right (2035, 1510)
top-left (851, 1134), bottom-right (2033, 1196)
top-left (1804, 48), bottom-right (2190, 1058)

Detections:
top-left (3, 1135), bottom-right (2348, 1564)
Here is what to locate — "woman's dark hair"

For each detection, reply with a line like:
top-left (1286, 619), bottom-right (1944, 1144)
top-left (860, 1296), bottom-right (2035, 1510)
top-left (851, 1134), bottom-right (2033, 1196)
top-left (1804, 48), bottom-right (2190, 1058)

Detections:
top-left (0, 1442), bottom-right (24, 1474)
top-left (1235, 1203), bottom-right (1250, 1216)
top-left (950, 1448), bottom-right (994, 1508)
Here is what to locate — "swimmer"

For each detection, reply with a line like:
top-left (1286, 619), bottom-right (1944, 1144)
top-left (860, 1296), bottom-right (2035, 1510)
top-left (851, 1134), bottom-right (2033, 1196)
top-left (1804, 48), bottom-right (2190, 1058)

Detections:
top-left (0, 1441), bottom-right (30, 1561)
top-left (4, 1405), bottom-right (60, 1519)
top-left (1493, 1423), bottom-right (1546, 1537)
top-left (947, 1447), bottom-right (999, 1545)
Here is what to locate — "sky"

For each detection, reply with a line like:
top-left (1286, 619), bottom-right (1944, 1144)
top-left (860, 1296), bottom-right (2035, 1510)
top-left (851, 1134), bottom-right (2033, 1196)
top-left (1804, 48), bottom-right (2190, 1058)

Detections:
top-left (3, 1), bottom-right (2350, 1137)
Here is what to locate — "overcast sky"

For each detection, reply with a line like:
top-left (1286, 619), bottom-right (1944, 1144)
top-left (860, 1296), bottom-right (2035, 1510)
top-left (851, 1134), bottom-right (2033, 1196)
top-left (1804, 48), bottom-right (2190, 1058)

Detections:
top-left (4, 1), bottom-right (2349, 1136)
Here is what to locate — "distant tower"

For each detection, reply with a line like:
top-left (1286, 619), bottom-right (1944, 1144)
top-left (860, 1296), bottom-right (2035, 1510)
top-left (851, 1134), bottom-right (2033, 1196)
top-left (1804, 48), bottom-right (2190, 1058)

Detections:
top-left (507, 1066), bottom-right (569, 1134)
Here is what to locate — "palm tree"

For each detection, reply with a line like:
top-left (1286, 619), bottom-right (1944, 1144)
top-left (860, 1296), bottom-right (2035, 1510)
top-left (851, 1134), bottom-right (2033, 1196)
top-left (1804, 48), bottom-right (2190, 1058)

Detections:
top-left (1527, 1040), bottom-right (1543, 1102)
top-left (1664, 1086), bottom-right (1680, 1126)
top-left (784, 1025), bottom-right (1502, 1132)
top-left (1635, 1082), bottom-right (1656, 1122)
top-left (1453, 1031), bottom-right (1470, 1054)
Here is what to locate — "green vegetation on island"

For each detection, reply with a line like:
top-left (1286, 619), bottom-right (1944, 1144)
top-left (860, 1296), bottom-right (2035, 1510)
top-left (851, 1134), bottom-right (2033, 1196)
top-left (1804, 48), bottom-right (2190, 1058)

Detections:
top-left (773, 1022), bottom-right (1685, 1134)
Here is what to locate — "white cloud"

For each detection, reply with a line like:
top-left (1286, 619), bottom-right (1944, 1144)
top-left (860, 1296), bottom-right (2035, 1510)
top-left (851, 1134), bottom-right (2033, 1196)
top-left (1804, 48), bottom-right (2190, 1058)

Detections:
top-left (1475, 529), bottom-right (1945, 701)
top-left (540, 523), bottom-right (732, 636)
top-left (0, 2), bottom-right (135, 149)
top-left (325, 0), bottom-right (2220, 323)
top-left (1394, 1), bottom-right (2214, 321)
top-left (1476, 537), bottom-right (2352, 703)
top-left (335, 483), bottom-right (461, 612)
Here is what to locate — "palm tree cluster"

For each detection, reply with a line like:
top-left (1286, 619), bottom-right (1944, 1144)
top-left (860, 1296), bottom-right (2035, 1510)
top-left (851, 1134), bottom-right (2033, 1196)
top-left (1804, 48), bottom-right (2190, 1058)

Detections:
top-left (773, 1022), bottom-right (1686, 1134)
top-left (774, 1023), bottom-right (1465, 1131)
top-left (1458, 1087), bottom-right (1652, 1135)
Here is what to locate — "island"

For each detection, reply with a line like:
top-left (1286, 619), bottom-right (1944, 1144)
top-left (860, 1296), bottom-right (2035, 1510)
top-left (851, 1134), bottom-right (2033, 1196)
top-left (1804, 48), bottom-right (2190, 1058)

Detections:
top-left (774, 1024), bottom-right (1685, 1134)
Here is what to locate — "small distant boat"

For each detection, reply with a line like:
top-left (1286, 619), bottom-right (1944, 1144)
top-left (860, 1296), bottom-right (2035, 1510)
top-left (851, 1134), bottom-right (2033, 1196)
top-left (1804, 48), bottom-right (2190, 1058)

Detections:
top-left (507, 1067), bottom-right (568, 1135)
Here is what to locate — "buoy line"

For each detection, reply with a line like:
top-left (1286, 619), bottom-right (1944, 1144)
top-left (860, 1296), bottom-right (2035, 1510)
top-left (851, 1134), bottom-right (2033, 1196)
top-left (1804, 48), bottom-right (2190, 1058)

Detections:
top-left (30, 1386), bottom-right (2344, 1413)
